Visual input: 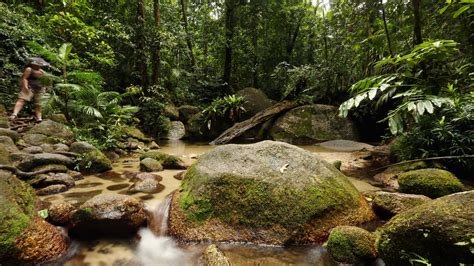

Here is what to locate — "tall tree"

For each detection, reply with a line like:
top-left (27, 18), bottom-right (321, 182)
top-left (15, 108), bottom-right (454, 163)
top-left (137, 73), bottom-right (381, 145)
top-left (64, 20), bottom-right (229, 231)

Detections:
top-left (180, 0), bottom-right (196, 68)
top-left (223, 0), bottom-right (238, 90)
top-left (151, 0), bottom-right (161, 85)
top-left (412, 0), bottom-right (423, 45)
top-left (136, 0), bottom-right (148, 88)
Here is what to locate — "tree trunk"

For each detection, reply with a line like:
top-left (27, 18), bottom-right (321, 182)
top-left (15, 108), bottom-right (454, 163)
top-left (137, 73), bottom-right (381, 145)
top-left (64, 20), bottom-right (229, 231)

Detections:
top-left (412, 0), bottom-right (423, 45)
top-left (286, 16), bottom-right (303, 62)
top-left (136, 0), bottom-right (148, 89)
top-left (180, 0), bottom-right (196, 68)
top-left (380, 0), bottom-right (394, 57)
top-left (223, 0), bottom-right (237, 91)
top-left (151, 0), bottom-right (161, 85)
top-left (210, 101), bottom-right (298, 145)
top-left (251, 5), bottom-right (259, 88)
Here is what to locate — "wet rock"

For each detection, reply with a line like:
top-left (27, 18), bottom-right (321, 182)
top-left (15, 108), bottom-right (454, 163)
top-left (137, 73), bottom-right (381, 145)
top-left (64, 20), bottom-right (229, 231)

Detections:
top-left (126, 138), bottom-right (146, 150)
top-left (69, 141), bottom-right (96, 154)
top-left (376, 191), bottom-right (474, 265)
top-left (32, 163), bottom-right (69, 173)
top-left (36, 184), bottom-right (68, 195)
top-left (67, 170), bottom-right (83, 180)
top-left (0, 128), bottom-right (19, 142)
top-left (105, 151), bottom-right (120, 161)
top-left (53, 143), bottom-right (69, 152)
top-left (398, 168), bottom-right (464, 198)
top-left (70, 194), bottom-right (147, 238)
top-left (269, 104), bottom-right (358, 144)
top-left (22, 133), bottom-right (55, 146)
top-left (140, 158), bottom-right (163, 172)
top-left (140, 151), bottom-right (187, 170)
top-left (0, 171), bottom-right (68, 263)
top-left (173, 171), bottom-right (185, 180)
top-left (17, 153), bottom-right (74, 171)
top-left (326, 226), bottom-right (377, 264)
top-left (33, 173), bottom-right (76, 189)
top-left (164, 104), bottom-right (180, 120)
top-left (129, 179), bottom-right (164, 193)
top-left (47, 202), bottom-right (76, 226)
top-left (166, 121), bottom-right (185, 140)
top-left (147, 141), bottom-right (160, 150)
top-left (372, 191), bottom-right (431, 218)
top-left (0, 136), bottom-right (19, 153)
top-left (178, 105), bottom-right (201, 122)
top-left (134, 173), bottom-right (163, 182)
top-left (23, 146), bottom-right (43, 154)
top-left (200, 244), bottom-right (230, 266)
top-left (28, 119), bottom-right (74, 143)
top-left (168, 141), bottom-right (375, 244)
top-left (40, 143), bottom-right (55, 153)
top-left (236, 87), bottom-right (274, 120)
top-left (318, 140), bottom-right (373, 152)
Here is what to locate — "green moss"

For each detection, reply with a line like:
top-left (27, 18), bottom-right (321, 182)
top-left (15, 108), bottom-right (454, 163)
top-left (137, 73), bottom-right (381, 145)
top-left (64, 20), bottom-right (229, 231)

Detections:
top-left (398, 168), bottom-right (464, 198)
top-left (76, 150), bottom-right (112, 173)
top-left (73, 207), bottom-right (94, 221)
top-left (0, 172), bottom-right (36, 258)
top-left (179, 165), bottom-right (360, 229)
top-left (327, 226), bottom-right (376, 264)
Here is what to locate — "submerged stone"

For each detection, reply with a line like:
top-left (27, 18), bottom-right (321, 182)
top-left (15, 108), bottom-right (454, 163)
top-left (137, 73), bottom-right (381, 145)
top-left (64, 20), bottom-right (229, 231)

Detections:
top-left (168, 141), bottom-right (374, 244)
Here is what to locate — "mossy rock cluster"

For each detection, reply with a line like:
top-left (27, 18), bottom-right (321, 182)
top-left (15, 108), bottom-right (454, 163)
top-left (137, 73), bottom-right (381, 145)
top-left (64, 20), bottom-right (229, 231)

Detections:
top-left (269, 104), bottom-right (358, 144)
top-left (326, 226), bottom-right (377, 264)
top-left (168, 141), bottom-right (375, 244)
top-left (376, 191), bottom-right (474, 265)
top-left (398, 168), bottom-right (464, 198)
top-left (140, 151), bottom-right (187, 169)
top-left (70, 141), bottom-right (112, 173)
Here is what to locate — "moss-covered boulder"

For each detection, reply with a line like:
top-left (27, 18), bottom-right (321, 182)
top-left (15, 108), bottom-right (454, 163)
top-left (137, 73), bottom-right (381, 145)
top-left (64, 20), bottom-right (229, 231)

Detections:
top-left (0, 143), bottom-right (12, 166)
top-left (164, 103), bottom-right (180, 120)
top-left (0, 170), bottom-right (68, 263)
top-left (28, 119), bottom-right (74, 143)
top-left (17, 153), bottom-right (74, 171)
top-left (70, 141), bottom-right (112, 173)
top-left (0, 136), bottom-right (18, 153)
top-left (123, 126), bottom-right (152, 142)
top-left (376, 191), bottom-right (474, 265)
top-left (22, 133), bottom-right (56, 146)
top-left (0, 128), bottom-right (19, 142)
top-left (373, 161), bottom-right (432, 190)
top-left (140, 151), bottom-right (187, 170)
top-left (0, 116), bottom-right (9, 128)
top-left (372, 191), bottom-right (431, 218)
top-left (235, 87), bottom-right (274, 120)
top-left (140, 158), bottom-right (164, 172)
top-left (326, 226), bottom-right (377, 264)
top-left (168, 141), bottom-right (375, 244)
top-left (178, 105), bottom-right (201, 122)
top-left (200, 244), bottom-right (230, 266)
top-left (269, 104), bottom-right (359, 144)
top-left (398, 168), bottom-right (464, 198)
top-left (69, 194), bottom-right (147, 238)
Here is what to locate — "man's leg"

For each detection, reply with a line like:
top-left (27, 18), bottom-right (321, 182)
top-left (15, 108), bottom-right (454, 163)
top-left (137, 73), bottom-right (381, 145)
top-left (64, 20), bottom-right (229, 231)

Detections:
top-left (10, 98), bottom-right (26, 119)
top-left (33, 93), bottom-right (42, 122)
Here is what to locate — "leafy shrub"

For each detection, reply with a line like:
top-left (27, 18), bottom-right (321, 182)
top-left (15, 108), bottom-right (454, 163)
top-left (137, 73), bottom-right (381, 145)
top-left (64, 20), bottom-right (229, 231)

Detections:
top-left (202, 95), bottom-right (246, 129)
top-left (137, 97), bottom-right (170, 139)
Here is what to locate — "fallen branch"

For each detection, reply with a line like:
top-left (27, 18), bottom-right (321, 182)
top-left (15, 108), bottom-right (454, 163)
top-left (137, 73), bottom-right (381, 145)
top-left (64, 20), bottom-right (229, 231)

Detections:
top-left (210, 100), bottom-right (298, 145)
top-left (372, 155), bottom-right (474, 172)
top-left (0, 164), bottom-right (68, 179)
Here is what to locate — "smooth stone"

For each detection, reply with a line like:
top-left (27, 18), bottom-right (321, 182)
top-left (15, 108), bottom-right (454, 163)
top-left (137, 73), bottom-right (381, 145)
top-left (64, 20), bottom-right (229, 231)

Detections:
top-left (318, 140), bottom-right (374, 152)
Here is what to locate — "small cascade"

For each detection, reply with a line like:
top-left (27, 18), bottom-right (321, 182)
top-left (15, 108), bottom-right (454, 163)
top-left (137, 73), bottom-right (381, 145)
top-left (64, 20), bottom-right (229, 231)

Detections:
top-left (148, 195), bottom-right (172, 236)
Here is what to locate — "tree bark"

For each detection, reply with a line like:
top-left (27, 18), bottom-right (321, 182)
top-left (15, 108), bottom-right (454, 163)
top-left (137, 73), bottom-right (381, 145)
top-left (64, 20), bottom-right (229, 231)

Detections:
top-left (380, 0), bottom-right (394, 57)
top-left (180, 0), bottom-right (196, 68)
top-left (223, 0), bottom-right (237, 91)
top-left (151, 0), bottom-right (161, 85)
top-left (210, 101), bottom-right (298, 145)
top-left (412, 0), bottom-right (423, 45)
top-left (286, 15), bottom-right (304, 62)
top-left (136, 0), bottom-right (148, 88)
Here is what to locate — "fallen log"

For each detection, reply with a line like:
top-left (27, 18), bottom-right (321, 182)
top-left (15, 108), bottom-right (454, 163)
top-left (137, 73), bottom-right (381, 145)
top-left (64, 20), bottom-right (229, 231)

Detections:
top-left (210, 100), bottom-right (298, 145)
top-left (0, 164), bottom-right (68, 179)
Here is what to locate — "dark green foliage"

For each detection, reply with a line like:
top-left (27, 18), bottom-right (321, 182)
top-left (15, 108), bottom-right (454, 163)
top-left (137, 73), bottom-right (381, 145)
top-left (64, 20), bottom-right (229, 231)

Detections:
top-left (137, 98), bottom-right (170, 139)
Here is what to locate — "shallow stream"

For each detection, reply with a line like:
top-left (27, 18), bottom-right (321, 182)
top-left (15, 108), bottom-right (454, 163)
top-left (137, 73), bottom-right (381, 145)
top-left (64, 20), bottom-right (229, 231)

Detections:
top-left (42, 141), bottom-right (383, 266)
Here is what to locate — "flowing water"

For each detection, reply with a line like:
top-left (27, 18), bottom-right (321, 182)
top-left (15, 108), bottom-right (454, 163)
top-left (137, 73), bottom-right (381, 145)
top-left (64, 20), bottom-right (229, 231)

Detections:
top-left (42, 140), bottom-right (382, 266)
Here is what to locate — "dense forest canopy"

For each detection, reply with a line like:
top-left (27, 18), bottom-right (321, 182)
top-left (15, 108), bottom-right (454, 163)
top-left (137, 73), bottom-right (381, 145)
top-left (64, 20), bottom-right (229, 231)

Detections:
top-left (1, 0), bottom-right (473, 174)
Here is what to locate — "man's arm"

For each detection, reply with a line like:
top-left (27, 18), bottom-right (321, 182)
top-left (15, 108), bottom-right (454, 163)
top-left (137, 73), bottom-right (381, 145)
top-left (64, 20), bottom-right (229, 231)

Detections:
top-left (20, 67), bottom-right (32, 92)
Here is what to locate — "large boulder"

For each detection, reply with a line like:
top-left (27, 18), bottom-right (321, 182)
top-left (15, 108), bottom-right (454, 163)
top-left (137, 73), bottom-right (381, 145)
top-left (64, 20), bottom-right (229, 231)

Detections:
top-left (69, 194), bottom-right (147, 238)
top-left (123, 126), bottom-right (152, 142)
top-left (140, 158), bottom-right (163, 172)
top-left (0, 128), bottom-right (19, 142)
top-left (0, 143), bottom-right (11, 165)
top-left (235, 88), bottom-right (274, 120)
top-left (28, 119), bottom-right (74, 143)
top-left (178, 105), bottom-right (201, 122)
top-left (0, 171), bottom-right (68, 264)
top-left (376, 191), bottom-right (474, 265)
top-left (166, 121), bottom-right (186, 140)
top-left (372, 191), bottom-right (432, 218)
top-left (0, 136), bottom-right (18, 153)
top-left (164, 104), bottom-right (180, 120)
top-left (168, 141), bottom-right (375, 244)
top-left (22, 133), bottom-right (56, 146)
top-left (0, 116), bottom-right (9, 128)
top-left (398, 168), bottom-right (464, 198)
top-left (70, 141), bottom-right (112, 173)
top-left (326, 226), bottom-right (377, 264)
top-left (16, 153), bottom-right (74, 171)
top-left (373, 161), bottom-right (431, 190)
top-left (269, 104), bottom-right (358, 144)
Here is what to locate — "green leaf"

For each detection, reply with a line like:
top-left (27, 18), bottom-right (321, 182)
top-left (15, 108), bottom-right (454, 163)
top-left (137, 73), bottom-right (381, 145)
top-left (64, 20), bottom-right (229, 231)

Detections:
top-left (424, 101), bottom-right (434, 114)
top-left (368, 89), bottom-right (378, 100)
top-left (417, 101), bottom-right (426, 115)
top-left (453, 5), bottom-right (470, 18)
top-left (38, 209), bottom-right (48, 219)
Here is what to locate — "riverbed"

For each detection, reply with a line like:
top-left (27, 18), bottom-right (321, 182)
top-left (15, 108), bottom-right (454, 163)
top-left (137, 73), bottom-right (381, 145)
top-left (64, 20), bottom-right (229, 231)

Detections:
top-left (42, 140), bottom-right (382, 266)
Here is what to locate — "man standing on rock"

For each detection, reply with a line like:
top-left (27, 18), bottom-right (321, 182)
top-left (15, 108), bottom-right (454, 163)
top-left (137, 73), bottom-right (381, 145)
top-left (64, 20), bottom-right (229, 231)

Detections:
top-left (9, 57), bottom-right (50, 123)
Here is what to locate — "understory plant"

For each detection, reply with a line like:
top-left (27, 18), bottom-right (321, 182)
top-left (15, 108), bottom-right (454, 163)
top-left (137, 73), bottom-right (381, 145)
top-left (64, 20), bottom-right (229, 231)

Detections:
top-left (202, 95), bottom-right (247, 129)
